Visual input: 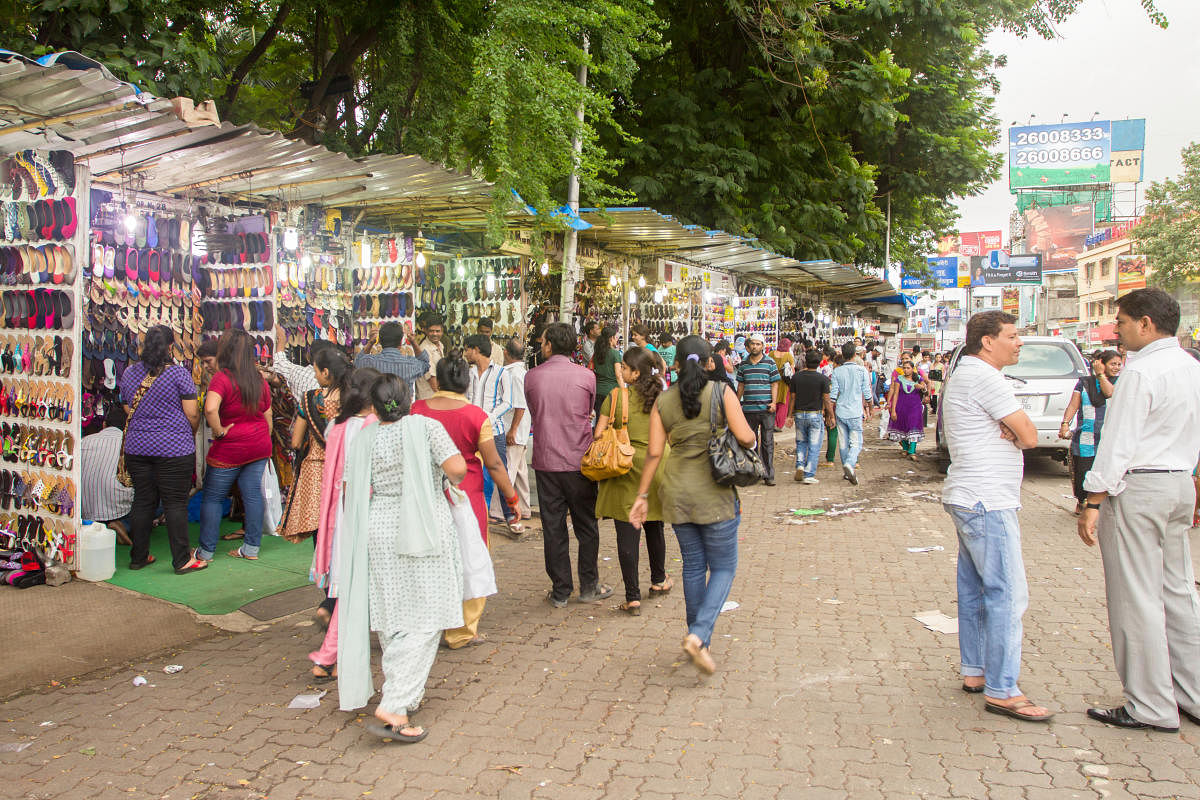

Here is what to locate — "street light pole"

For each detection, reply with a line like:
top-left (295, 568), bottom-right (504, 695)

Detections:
top-left (559, 34), bottom-right (589, 323)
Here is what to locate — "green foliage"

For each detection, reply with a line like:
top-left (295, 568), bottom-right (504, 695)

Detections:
top-left (1136, 143), bottom-right (1200, 290)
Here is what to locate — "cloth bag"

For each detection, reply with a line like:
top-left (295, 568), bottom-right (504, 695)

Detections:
top-left (580, 388), bottom-right (634, 481)
top-left (262, 459), bottom-right (284, 534)
top-left (116, 372), bottom-right (160, 487)
top-left (707, 381), bottom-right (766, 487)
top-left (446, 484), bottom-right (497, 601)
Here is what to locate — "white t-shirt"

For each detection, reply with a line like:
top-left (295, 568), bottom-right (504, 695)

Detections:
top-left (941, 355), bottom-right (1023, 510)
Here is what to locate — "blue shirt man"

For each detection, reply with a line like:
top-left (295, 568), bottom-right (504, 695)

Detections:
top-left (828, 341), bottom-right (873, 483)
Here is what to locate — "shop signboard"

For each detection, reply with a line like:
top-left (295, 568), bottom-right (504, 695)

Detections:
top-left (935, 307), bottom-right (950, 330)
top-left (901, 256), bottom-right (957, 290)
top-left (1002, 287), bottom-right (1020, 314)
top-left (972, 252), bottom-right (1043, 286)
top-left (1009, 121), bottom-right (1111, 189)
top-left (1116, 254), bottom-right (1147, 294)
top-left (1023, 203), bottom-right (1093, 274)
top-left (1109, 118), bottom-right (1147, 183)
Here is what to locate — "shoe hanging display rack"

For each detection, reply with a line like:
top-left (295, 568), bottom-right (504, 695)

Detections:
top-left (0, 150), bottom-right (86, 570)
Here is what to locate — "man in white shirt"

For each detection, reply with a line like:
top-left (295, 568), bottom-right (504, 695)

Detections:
top-left (1077, 288), bottom-right (1200, 733)
top-left (80, 405), bottom-right (135, 543)
top-left (941, 311), bottom-right (1052, 722)
top-left (489, 339), bottom-right (532, 524)
top-left (465, 334), bottom-right (525, 528)
top-left (415, 314), bottom-right (444, 401)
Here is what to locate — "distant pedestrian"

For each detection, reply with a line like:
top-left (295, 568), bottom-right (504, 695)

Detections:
top-left (630, 336), bottom-right (756, 675)
top-left (886, 360), bottom-right (930, 461)
top-left (828, 341), bottom-right (873, 485)
top-left (526, 323), bottom-right (611, 607)
top-left (354, 322), bottom-right (430, 396)
top-left (788, 349), bottom-right (832, 484)
top-left (770, 338), bottom-right (795, 431)
top-left (590, 325), bottom-right (622, 420)
top-left (1078, 289), bottom-right (1200, 733)
top-left (736, 333), bottom-right (781, 485)
top-left (942, 311), bottom-right (1051, 722)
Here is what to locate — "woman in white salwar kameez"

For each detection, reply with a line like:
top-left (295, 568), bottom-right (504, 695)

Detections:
top-left (336, 373), bottom-right (467, 743)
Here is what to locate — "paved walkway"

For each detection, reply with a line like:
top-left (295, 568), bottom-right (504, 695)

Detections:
top-left (4, 432), bottom-right (1200, 799)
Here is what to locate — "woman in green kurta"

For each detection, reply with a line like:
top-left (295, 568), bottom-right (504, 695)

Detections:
top-left (591, 324), bottom-right (622, 420)
top-left (594, 346), bottom-right (672, 614)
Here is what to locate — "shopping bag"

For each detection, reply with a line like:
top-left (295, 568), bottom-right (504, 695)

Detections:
top-left (262, 460), bottom-right (285, 534)
top-left (878, 407), bottom-right (890, 439)
top-left (447, 485), bottom-right (497, 600)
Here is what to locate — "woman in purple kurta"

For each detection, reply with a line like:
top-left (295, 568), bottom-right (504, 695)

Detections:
top-left (887, 360), bottom-right (930, 460)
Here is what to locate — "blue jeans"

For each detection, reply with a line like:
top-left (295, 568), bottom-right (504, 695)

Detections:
top-left (198, 459), bottom-right (268, 559)
top-left (672, 513), bottom-right (740, 648)
top-left (482, 436), bottom-right (515, 522)
top-left (793, 412), bottom-right (824, 477)
top-left (944, 502), bottom-right (1028, 700)
top-left (835, 415), bottom-right (864, 469)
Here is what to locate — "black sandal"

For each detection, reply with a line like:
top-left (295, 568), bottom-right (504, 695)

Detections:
top-left (366, 720), bottom-right (428, 744)
top-left (648, 577), bottom-right (674, 597)
top-left (311, 664), bottom-right (337, 683)
top-left (129, 555), bottom-right (157, 570)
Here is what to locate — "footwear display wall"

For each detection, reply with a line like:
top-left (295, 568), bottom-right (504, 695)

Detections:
top-left (446, 256), bottom-right (523, 343)
top-left (0, 151), bottom-right (85, 573)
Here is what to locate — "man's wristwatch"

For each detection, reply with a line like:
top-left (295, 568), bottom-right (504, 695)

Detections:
top-left (1086, 502), bottom-right (1102, 510)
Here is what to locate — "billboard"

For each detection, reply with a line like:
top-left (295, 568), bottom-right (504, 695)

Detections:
top-left (1110, 118), bottom-right (1147, 183)
top-left (1023, 204), bottom-right (1094, 274)
top-left (1117, 254), bottom-right (1147, 294)
top-left (1010, 121), bottom-right (1111, 189)
top-left (901, 257), bottom-right (957, 290)
top-left (971, 252), bottom-right (1043, 286)
top-left (958, 231), bottom-right (1003, 257)
top-left (1002, 288), bottom-right (1020, 314)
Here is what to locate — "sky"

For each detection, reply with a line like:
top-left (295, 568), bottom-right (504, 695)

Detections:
top-left (953, 0), bottom-right (1200, 237)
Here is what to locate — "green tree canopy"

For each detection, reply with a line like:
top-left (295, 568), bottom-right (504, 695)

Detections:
top-left (1136, 142), bottom-right (1200, 290)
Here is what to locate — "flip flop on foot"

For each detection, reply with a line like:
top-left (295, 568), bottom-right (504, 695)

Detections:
top-left (961, 678), bottom-right (985, 694)
top-left (220, 529), bottom-right (245, 540)
top-left (174, 557), bottom-right (208, 575)
top-left (985, 697), bottom-right (1054, 722)
top-left (129, 555), bottom-right (156, 570)
top-left (366, 720), bottom-right (428, 744)
top-left (311, 663), bottom-right (337, 683)
top-left (228, 547), bottom-right (258, 560)
top-left (648, 577), bottom-right (674, 597)
top-left (619, 601), bottom-right (641, 616)
top-left (682, 633), bottom-right (716, 675)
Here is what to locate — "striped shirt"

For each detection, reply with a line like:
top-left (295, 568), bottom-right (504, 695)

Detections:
top-left (735, 356), bottom-right (780, 412)
top-left (469, 362), bottom-right (526, 437)
top-left (80, 427), bottom-right (134, 522)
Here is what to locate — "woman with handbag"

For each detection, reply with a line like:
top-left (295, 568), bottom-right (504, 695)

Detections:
top-left (195, 330), bottom-right (273, 562)
top-left (629, 336), bottom-right (756, 674)
top-left (119, 325), bottom-right (205, 573)
top-left (410, 352), bottom-right (519, 649)
top-left (334, 373), bottom-right (469, 743)
top-left (592, 347), bottom-right (672, 616)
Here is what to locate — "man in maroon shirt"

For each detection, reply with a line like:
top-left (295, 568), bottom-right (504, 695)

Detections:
top-left (525, 322), bottom-right (612, 607)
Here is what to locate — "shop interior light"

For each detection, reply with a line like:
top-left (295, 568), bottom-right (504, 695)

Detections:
top-left (653, 288), bottom-right (664, 303)
top-left (283, 227), bottom-right (298, 251)
top-left (456, 262), bottom-right (466, 278)
top-left (609, 273), bottom-right (618, 287)
top-left (415, 250), bottom-right (427, 269)
top-left (361, 240), bottom-right (371, 267)
top-left (628, 288), bottom-right (637, 304)
top-left (486, 273), bottom-right (497, 293)
top-left (301, 253), bottom-right (313, 270)
top-left (540, 261), bottom-right (549, 276)
top-left (637, 275), bottom-right (646, 289)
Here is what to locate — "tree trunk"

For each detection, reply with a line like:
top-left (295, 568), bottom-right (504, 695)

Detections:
top-left (221, 1), bottom-right (293, 113)
top-left (289, 27), bottom-right (378, 144)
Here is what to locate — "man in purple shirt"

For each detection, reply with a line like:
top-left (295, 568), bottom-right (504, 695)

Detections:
top-left (525, 322), bottom-right (612, 607)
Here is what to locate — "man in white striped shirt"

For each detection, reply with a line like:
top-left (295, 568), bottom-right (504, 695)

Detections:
top-left (81, 405), bottom-right (135, 543)
top-left (466, 334), bottom-right (525, 527)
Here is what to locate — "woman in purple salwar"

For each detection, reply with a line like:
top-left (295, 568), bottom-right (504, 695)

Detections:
top-left (887, 360), bottom-right (930, 461)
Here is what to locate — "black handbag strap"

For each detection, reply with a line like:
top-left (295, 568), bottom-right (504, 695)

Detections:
top-left (708, 380), bottom-right (724, 435)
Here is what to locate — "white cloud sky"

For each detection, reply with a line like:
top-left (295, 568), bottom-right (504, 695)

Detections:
top-left (953, 0), bottom-right (1200, 236)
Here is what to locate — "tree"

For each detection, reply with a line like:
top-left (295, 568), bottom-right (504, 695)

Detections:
top-left (1135, 142), bottom-right (1200, 290)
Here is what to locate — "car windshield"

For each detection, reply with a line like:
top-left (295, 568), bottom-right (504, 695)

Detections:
top-left (1001, 343), bottom-right (1083, 380)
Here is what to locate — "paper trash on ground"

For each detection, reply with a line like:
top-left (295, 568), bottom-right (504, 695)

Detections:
top-left (720, 601), bottom-right (740, 613)
top-left (288, 690), bottom-right (327, 710)
top-left (907, 545), bottom-right (945, 553)
top-left (0, 742), bottom-right (32, 752)
top-left (131, 676), bottom-right (148, 687)
top-left (913, 610), bottom-right (959, 635)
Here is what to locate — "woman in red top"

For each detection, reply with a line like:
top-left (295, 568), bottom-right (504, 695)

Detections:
top-left (196, 330), bottom-right (274, 562)
top-left (410, 351), bottom-right (518, 648)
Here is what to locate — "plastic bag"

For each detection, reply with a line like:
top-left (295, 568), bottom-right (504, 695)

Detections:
top-left (262, 460), bottom-right (285, 534)
top-left (446, 485), bottom-right (497, 601)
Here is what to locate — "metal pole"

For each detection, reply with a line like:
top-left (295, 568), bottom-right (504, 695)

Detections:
top-left (884, 192), bottom-right (892, 284)
top-left (559, 34), bottom-right (589, 322)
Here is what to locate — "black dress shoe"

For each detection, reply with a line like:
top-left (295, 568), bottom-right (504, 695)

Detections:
top-left (1086, 705), bottom-right (1178, 733)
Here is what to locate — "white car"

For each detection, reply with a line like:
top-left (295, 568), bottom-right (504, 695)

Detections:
top-left (935, 336), bottom-right (1089, 466)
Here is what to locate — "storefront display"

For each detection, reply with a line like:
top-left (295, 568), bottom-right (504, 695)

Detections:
top-left (732, 294), bottom-right (780, 346)
top-left (446, 256), bottom-right (522, 342)
top-left (702, 294), bottom-right (734, 341)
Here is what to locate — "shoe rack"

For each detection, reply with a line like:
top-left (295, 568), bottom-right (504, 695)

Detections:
top-left (194, 213), bottom-right (277, 361)
top-left (630, 286), bottom-right (693, 339)
top-left (350, 235), bottom-right (416, 347)
top-left (446, 256), bottom-right (523, 343)
top-left (702, 294), bottom-right (734, 342)
top-left (732, 294), bottom-right (780, 346)
top-left (0, 151), bottom-right (86, 570)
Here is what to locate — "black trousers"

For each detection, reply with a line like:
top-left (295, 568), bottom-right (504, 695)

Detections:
top-left (613, 519), bottom-right (666, 602)
top-left (743, 410), bottom-right (776, 481)
top-left (536, 469), bottom-right (600, 601)
top-left (1071, 453), bottom-right (1095, 504)
top-left (126, 453), bottom-right (194, 569)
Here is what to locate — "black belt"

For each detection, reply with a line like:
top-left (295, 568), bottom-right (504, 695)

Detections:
top-left (1128, 468), bottom-right (1189, 474)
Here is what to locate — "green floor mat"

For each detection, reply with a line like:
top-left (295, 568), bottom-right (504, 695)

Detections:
top-left (106, 520), bottom-right (317, 616)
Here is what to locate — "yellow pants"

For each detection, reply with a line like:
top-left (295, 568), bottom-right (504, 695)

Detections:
top-left (443, 597), bottom-right (487, 648)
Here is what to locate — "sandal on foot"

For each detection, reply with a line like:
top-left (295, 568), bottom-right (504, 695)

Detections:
top-left (220, 529), bottom-right (245, 540)
top-left (174, 558), bottom-right (208, 575)
top-left (648, 577), bottom-right (674, 597)
top-left (366, 721), bottom-right (428, 744)
top-left (311, 663), bottom-right (337, 683)
top-left (129, 554), bottom-right (156, 570)
top-left (984, 698), bottom-right (1054, 722)
top-left (682, 634), bottom-right (715, 675)
top-left (961, 681), bottom-right (984, 694)
top-left (228, 547), bottom-right (258, 560)
top-left (619, 601), bottom-right (642, 616)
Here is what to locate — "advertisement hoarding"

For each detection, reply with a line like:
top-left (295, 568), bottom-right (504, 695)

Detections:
top-left (1002, 288), bottom-right (1020, 314)
top-left (957, 231), bottom-right (1003, 257)
top-left (1110, 118), bottom-right (1147, 183)
top-left (972, 253), bottom-right (1043, 286)
top-left (901, 257), bottom-right (957, 290)
top-left (1023, 204), bottom-right (1094, 274)
top-left (1009, 121), bottom-right (1111, 189)
top-left (1117, 254), bottom-right (1147, 294)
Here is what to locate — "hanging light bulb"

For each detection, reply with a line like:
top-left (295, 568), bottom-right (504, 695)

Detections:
top-left (415, 250), bottom-right (426, 269)
top-left (637, 275), bottom-right (646, 289)
top-left (361, 240), bottom-right (372, 268)
top-left (283, 227), bottom-right (298, 251)
top-left (486, 273), bottom-right (497, 293)
top-left (300, 253), bottom-right (313, 270)
top-left (609, 273), bottom-right (617, 287)
top-left (123, 210), bottom-right (138, 233)
top-left (653, 288), bottom-right (664, 303)
top-left (628, 288), bottom-right (637, 304)
top-left (540, 260), bottom-right (549, 276)
top-left (456, 261), bottom-right (466, 278)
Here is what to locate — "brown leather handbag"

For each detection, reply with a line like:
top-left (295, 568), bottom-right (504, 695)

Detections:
top-left (581, 388), bottom-right (635, 481)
